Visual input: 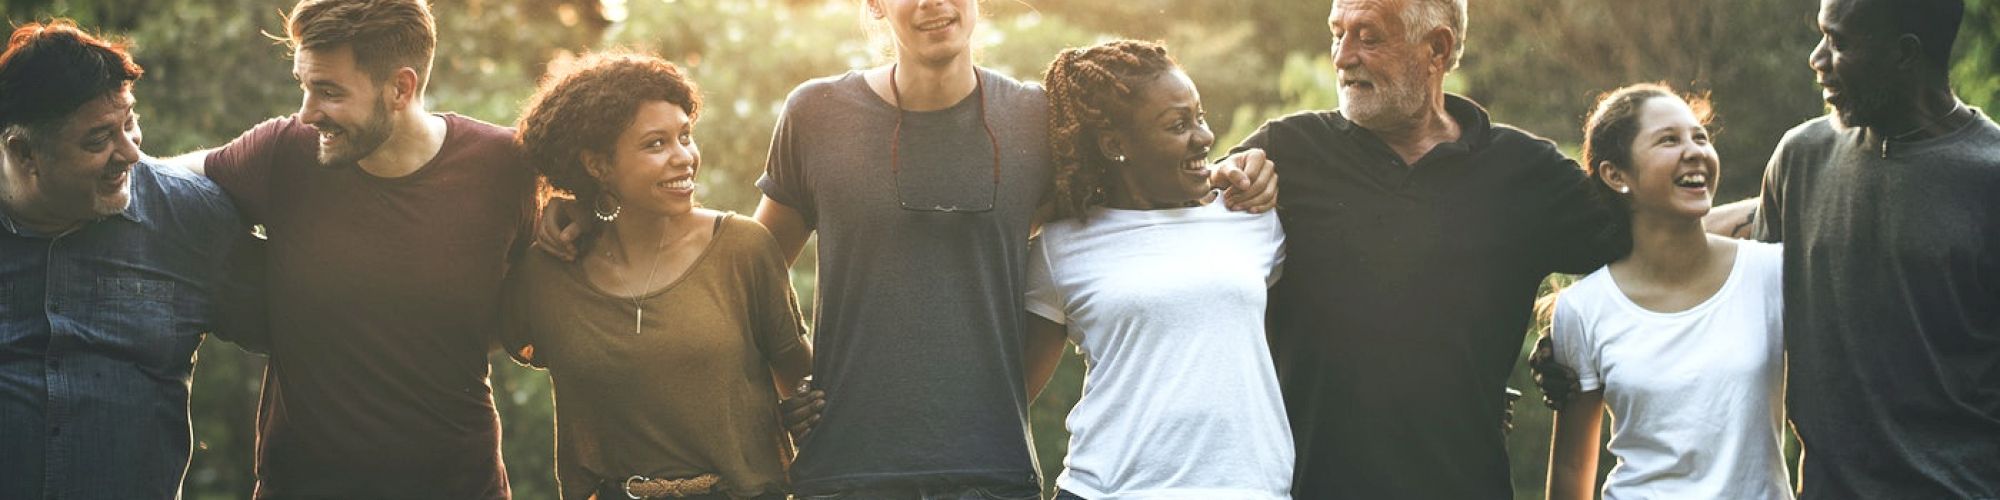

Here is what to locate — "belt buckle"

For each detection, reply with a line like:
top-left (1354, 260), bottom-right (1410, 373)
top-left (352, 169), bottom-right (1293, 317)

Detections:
top-left (623, 475), bottom-right (649, 499)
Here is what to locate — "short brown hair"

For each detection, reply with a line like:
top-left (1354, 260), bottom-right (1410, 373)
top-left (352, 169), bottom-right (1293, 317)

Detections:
top-left (0, 19), bottom-right (143, 144)
top-left (515, 51), bottom-right (702, 206)
top-left (283, 0), bottom-right (436, 87)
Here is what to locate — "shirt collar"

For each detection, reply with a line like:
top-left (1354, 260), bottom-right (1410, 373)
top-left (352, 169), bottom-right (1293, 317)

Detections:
top-left (1330, 93), bottom-right (1495, 144)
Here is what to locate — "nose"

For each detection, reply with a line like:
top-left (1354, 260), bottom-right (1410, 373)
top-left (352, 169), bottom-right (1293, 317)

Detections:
top-left (1193, 121), bottom-right (1216, 153)
top-left (1808, 37), bottom-right (1831, 75)
top-left (1681, 137), bottom-right (1716, 164)
top-left (110, 122), bottom-right (141, 166)
top-left (668, 142), bottom-right (698, 173)
top-left (1332, 39), bottom-right (1360, 70)
top-left (298, 94), bottom-right (324, 124)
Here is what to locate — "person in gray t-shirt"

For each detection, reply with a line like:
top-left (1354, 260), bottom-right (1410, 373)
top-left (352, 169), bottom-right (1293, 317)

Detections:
top-left (535, 2), bottom-right (1276, 497)
top-left (751, 2), bottom-right (1275, 498)
top-left (1751, 0), bottom-right (2000, 496)
top-left (757, 59), bottom-right (1054, 497)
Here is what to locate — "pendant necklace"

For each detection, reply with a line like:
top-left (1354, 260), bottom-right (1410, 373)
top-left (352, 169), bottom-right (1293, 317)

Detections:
top-left (1882, 102), bottom-right (1970, 159)
top-left (617, 222), bottom-right (674, 335)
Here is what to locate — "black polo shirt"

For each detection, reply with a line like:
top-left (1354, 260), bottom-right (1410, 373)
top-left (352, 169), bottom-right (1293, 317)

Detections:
top-left (1234, 94), bottom-right (1614, 499)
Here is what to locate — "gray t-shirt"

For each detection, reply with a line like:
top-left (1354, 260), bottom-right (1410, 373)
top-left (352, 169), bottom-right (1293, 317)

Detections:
top-left (757, 68), bottom-right (1052, 494)
top-left (1755, 109), bottom-right (2000, 498)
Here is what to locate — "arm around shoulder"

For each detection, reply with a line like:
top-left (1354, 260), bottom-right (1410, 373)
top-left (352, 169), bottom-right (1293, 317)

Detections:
top-left (159, 148), bottom-right (212, 176)
top-left (1704, 198), bottom-right (1760, 239)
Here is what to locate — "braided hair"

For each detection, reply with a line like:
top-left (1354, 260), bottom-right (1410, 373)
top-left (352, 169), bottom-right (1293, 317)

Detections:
top-left (1042, 40), bottom-right (1180, 221)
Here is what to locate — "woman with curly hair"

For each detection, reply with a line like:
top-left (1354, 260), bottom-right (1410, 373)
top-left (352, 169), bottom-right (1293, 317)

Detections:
top-left (503, 51), bottom-right (812, 500)
top-left (1540, 84), bottom-right (1789, 500)
top-left (1023, 40), bottom-right (1292, 500)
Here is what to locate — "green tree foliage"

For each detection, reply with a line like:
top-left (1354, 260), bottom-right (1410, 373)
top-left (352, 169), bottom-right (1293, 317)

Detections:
top-left (1, 0), bottom-right (1993, 498)
top-left (1954, 0), bottom-right (2000, 109)
top-left (1460, 0), bottom-right (1826, 202)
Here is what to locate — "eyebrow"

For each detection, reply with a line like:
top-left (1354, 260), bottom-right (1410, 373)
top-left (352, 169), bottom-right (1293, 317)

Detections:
top-left (1647, 123), bottom-right (1709, 137)
top-left (636, 122), bottom-right (692, 140)
top-left (1154, 105), bottom-right (1194, 122)
top-left (81, 104), bottom-right (136, 137)
top-left (293, 71), bottom-right (341, 89)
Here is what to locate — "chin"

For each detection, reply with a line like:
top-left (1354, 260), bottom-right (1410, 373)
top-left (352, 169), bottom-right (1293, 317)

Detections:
top-left (315, 148), bottom-right (356, 167)
top-left (1341, 99), bottom-right (1404, 131)
top-left (1679, 203), bottom-right (1714, 219)
top-left (1833, 108), bottom-right (1872, 129)
top-left (1181, 183), bottom-right (1214, 201)
top-left (93, 193), bottom-right (133, 217)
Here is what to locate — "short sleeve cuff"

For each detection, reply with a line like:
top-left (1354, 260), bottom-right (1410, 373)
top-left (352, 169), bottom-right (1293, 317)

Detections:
top-left (755, 174), bottom-right (814, 229)
top-left (1025, 301), bottom-right (1065, 325)
top-left (1576, 376), bottom-right (1602, 393)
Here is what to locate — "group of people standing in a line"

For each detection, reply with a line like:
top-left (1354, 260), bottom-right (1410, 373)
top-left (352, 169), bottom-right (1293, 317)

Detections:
top-left (0, 0), bottom-right (1993, 499)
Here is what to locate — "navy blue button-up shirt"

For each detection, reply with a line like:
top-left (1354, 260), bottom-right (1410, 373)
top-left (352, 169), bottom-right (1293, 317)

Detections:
top-left (1, 160), bottom-right (258, 499)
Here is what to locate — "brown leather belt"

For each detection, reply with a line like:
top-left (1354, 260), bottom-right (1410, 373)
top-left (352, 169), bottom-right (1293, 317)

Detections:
top-left (600, 473), bottom-right (721, 499)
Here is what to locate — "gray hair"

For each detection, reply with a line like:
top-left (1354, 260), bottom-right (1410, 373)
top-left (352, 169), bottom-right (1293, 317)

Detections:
top-left (1403, 0), bottom-right (1467, 70)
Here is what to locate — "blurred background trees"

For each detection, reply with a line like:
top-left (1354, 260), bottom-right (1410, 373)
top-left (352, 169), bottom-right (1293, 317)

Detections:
top-left (3, 0), bottom-right (1992, 498)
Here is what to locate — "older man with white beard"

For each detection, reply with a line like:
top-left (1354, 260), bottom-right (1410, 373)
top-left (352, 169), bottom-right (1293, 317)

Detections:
top-left (1226, 0), bottom-right (1619, 497)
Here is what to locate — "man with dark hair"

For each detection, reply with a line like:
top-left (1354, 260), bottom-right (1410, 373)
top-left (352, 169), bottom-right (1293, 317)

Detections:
top-left (170, 0), bottom-right (537, 497)
top-left (0, 19), bottom-right (261, 498)
top-left (1755, 0), bottom-right (2000, 496)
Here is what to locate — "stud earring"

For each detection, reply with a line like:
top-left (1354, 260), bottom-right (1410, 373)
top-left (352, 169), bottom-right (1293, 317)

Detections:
top-left (1113, 155), bottom-right (1126, 163)
top-left (1617, 186), bottom-right (1630, 194)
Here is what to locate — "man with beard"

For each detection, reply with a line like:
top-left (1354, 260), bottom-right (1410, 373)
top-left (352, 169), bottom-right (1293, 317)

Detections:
top-left (0, 20), bottom-right (265, 499)
top-left (1752, 0), bottom-right (2000, 495)
top-left (1227, 0), bottom-right (1621, 496)
top-left (168, 0), bottom-right (536, 497)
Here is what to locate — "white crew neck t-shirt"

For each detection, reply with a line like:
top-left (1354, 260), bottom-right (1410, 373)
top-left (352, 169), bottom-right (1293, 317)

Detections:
top-left (1552, 240), bottom-right (1792, 500)
top-left (1026, 200), bottom-right (1292, 500)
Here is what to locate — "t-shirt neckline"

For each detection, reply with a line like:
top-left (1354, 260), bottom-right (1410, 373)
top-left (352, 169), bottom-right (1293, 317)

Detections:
top-left (347, 112), bottom-right (460, 183)
top-left (567, 211), bottom-right (730, 302)
top-left (850, 68), bottom-right (989, 116)
top-left (1603, 241), bottom-right (1748, 318)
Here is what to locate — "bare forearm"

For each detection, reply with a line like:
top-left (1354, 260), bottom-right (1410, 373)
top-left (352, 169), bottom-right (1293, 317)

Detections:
top-left (1024, 315), bottom-right (1067, 402)
top-left (753, 196), bottom-right (812, 267)
top-left (1547, 393), bottom-right (1606, 500)
top-left (769, 342), bottom-right (813, 398)
top-left (1704, 197), bottom-right (1759, 238)
top-left (160, 148), bottom-right (213, 176)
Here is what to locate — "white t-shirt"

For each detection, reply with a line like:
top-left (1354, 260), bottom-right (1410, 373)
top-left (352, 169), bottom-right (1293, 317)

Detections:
top-left (1552, 240), bottom-right (1792, 500)
top-left (1025, 200), bottom-right (1292, 500)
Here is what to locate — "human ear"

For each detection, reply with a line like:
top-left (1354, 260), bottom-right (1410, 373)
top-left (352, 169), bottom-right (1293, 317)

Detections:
top-left (582, 150), bottom-right (612, 181)
top-left (1096, 133), bottom-right (1125, 163)
top-left (386, 67), bottom-right (421, 109)
top-left (3, 134), bottom-right (36, 175)
top-left (1598, 161), bottom-right (1631, 194)
top-left (1895, 33), bottom-right (1925, 71)
top-left (1425, 26), bottom-right (1456, 70)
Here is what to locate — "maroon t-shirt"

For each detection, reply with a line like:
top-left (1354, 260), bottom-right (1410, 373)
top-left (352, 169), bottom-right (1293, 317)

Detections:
top-left (206, 114), bottom-right (535, 499)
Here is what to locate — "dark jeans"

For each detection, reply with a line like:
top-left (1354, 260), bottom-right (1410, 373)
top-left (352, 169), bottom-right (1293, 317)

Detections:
top-left (593, 484), bottom-right (785, 500)
top-left (797, 482), bottom-right (1042, 500)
